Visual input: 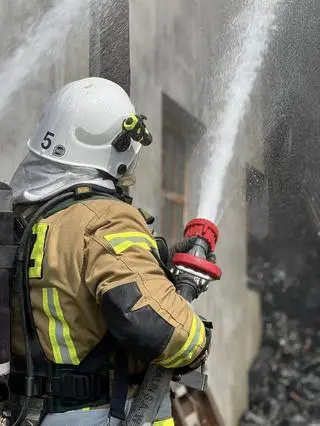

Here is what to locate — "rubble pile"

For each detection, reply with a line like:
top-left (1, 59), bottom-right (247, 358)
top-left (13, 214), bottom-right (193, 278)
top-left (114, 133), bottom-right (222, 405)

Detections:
top-left (240, 252), bottom-right (320, 426)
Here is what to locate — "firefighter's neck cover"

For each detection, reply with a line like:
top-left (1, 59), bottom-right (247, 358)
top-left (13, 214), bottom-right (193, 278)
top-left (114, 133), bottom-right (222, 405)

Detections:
top-left (10, 152), bottom-right (115, 204)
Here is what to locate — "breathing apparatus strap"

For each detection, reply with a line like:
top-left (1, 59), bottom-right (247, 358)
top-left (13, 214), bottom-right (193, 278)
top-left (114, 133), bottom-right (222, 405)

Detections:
top-left (110, 350), bottom-right (128, 420)
top-left (0, 184), bottom-right (18, 408)
top-left (0, 246), bottom-right (17, 269)
top-left (10, 333), bottom-right (116, 413)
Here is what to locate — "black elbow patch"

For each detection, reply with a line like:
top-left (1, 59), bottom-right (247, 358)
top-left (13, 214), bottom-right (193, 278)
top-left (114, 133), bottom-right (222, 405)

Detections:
top-left (101, 283), bottom-right (174, 362)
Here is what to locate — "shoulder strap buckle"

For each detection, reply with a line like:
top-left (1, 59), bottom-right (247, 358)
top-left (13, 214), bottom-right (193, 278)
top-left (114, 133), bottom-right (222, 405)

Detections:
top-left (74, 186), bottom-right (93, 200)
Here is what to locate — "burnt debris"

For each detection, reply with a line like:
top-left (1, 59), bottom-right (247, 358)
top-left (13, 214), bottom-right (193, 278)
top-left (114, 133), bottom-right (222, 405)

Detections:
top-left (240, 251), bottom-right (320, 426)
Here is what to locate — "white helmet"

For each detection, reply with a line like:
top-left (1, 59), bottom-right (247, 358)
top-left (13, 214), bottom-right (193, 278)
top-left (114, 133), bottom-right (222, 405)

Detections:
top-left (28, 77), bottom-right (152, 179)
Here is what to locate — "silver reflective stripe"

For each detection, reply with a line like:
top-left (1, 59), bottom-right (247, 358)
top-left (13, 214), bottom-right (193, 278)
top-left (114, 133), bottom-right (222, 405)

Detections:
top-left (46, 288), bottom-right (74, 365)
top-left (107, 236), bottom-right (154, 246)
top-left (0, 361), bottom-right (10, 376)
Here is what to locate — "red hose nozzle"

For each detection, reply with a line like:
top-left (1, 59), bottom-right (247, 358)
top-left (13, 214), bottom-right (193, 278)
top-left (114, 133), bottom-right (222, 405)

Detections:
top-left (184, 218), bottom-right (219, 252)
top-left (172, 218), bottom-right (222, 281)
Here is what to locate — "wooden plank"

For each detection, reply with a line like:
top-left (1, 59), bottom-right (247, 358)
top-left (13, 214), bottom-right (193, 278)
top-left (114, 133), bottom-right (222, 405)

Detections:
top-left (163, 190), bottom-right (185, 205)
top-left (172, 387), bottom-right (225, 426)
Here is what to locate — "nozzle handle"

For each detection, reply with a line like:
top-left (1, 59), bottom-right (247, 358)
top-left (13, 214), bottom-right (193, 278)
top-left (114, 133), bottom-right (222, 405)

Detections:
top-left (175, 274), bottom-right (199, 303)
top-left (172, 253), bottom-right (222, 280)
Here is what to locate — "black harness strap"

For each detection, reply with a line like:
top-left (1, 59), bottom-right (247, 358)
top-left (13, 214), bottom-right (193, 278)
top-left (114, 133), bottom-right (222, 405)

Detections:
top-left (77, 332), bottom-right (115, 374)
top-left (110, 350), bottom-right (129, 421)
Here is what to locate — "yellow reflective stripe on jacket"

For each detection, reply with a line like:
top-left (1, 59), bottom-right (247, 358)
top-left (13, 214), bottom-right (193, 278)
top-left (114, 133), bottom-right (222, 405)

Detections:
top-left (160, 314), bottom-right (205, 369)
top-left (153, 418), bottom-right (174, 426)
top-left (29, 223), bottom-right (48, 279)
top-left (43, 288), bottom-right (62, 363)
top-left (104, 231), bottom-right (158, 254)
top-left (42, 288), bottom-right (80, 365)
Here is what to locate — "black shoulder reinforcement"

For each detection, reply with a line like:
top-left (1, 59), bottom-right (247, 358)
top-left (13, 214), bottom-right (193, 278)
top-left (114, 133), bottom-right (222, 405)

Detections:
top-left (101, 283), bottom-right (174, 363)
top-left (138, 208), bottom-right (155, 225)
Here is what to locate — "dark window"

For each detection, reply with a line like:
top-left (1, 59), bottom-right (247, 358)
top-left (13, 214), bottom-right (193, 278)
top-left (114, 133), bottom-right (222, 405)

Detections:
top-left (161, 94), bottom-right (205, 245)
top-left (162, 117), bottom-right (186, 244)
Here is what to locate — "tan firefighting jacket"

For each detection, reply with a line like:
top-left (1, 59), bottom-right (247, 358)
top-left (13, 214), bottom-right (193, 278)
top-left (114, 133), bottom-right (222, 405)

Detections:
top-left (12, 198), bottom-right (206, 370)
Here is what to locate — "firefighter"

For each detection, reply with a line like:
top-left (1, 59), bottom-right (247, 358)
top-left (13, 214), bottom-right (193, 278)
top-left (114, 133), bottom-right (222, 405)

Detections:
top-left (9, 77), bottom-right (212, 426)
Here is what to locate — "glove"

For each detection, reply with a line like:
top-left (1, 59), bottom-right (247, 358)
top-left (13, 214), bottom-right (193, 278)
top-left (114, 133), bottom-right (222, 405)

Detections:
top-left (206, 251), bottom-right (217, 263)
top-left (168, 236), bottom-right (197, 260)
top-left (155, 236), bottom-right (198, 268)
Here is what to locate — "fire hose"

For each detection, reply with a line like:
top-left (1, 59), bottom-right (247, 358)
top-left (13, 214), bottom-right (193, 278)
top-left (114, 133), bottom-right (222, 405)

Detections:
top-left (125, 218), bottom-right (222, 426)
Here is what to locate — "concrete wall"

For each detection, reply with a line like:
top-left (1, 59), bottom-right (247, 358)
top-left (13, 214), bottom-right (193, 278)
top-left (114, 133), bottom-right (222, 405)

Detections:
top-left (0, 1), bottom-right (262, 425)
top-left (129, 2), bottom-right (261, 425)
top-left (256, 1), bottom-right (320, 269)
top-left (90, 0), bottom-right (130, 94)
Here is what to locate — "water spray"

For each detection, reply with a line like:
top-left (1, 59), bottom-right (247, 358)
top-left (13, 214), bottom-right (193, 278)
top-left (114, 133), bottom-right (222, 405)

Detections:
top-left (198, 0), bottom-right (283, 222)
top-left (0, 0), bottom-right (111, 119)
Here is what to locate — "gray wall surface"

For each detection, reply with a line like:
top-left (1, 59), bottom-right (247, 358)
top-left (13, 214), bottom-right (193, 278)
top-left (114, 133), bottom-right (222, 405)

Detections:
top-left (129, 1), bottom-right (261, 425)
top-left (0, 1), bottom-right (263, 425)
top-left (257, 2), bottom-right (320, 272)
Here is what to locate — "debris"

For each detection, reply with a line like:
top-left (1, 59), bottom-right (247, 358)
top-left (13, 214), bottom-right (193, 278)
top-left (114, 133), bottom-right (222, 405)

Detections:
top-left (240, 253), bottom-right (320, 426)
